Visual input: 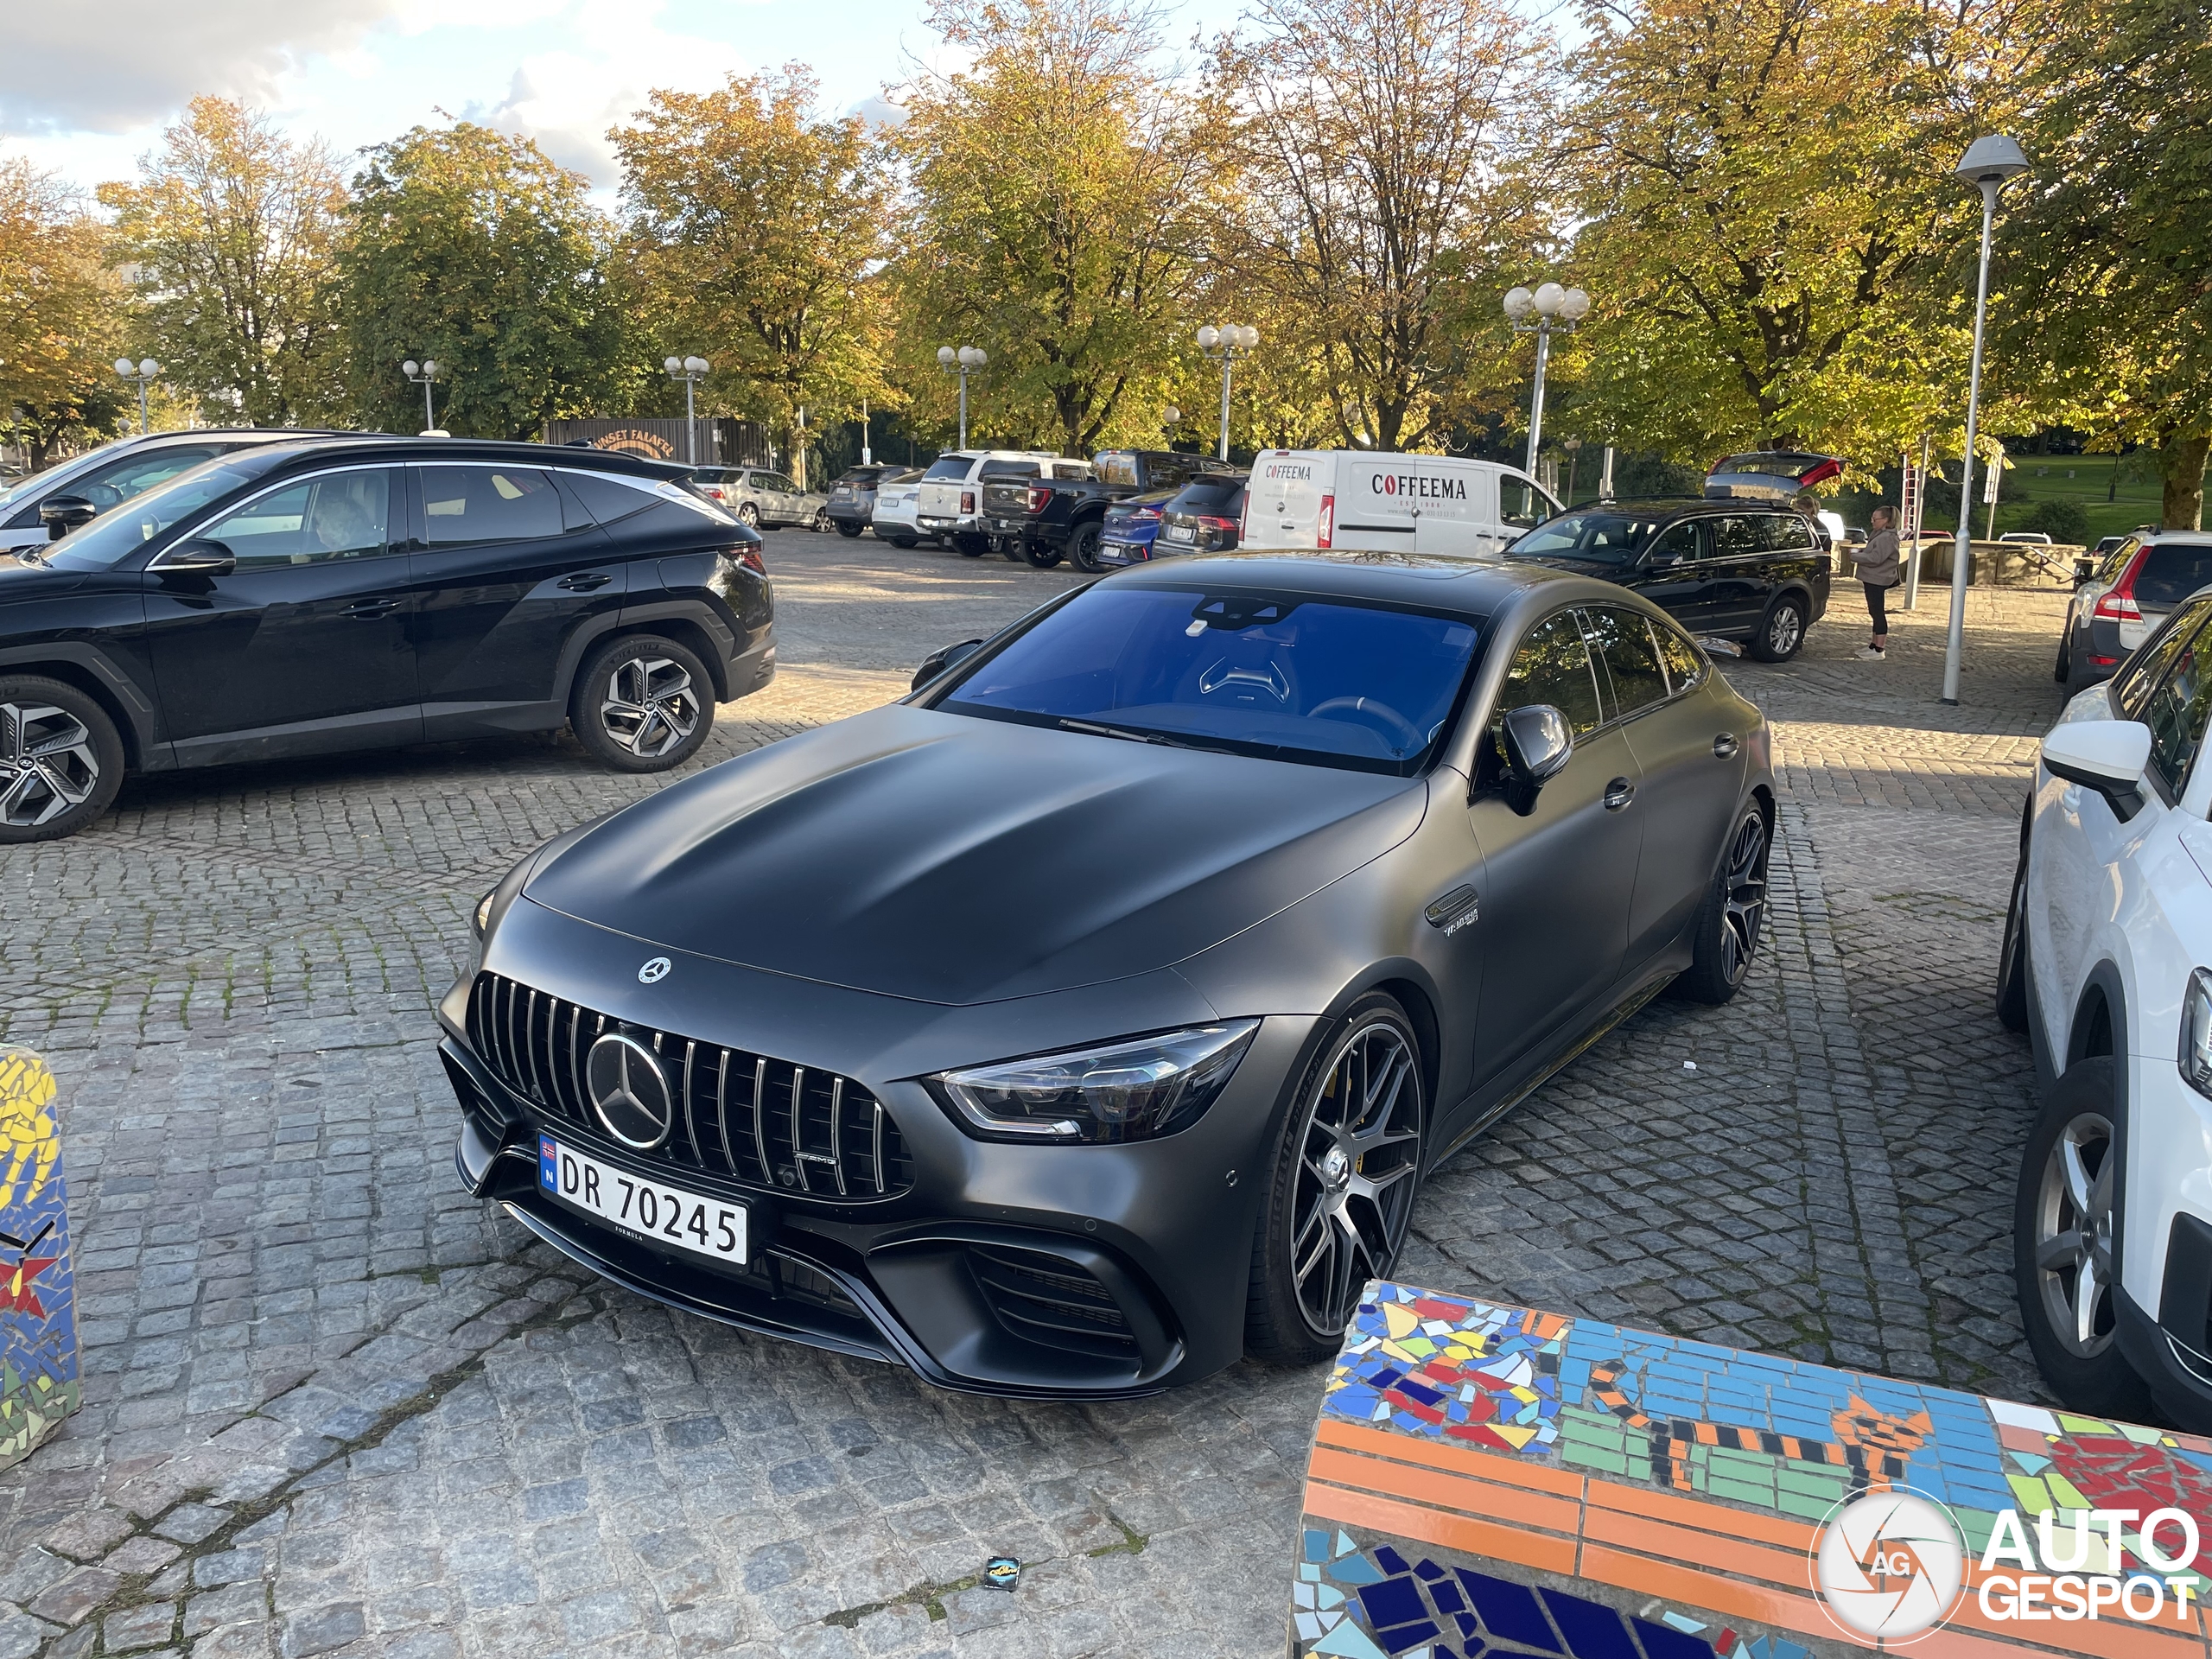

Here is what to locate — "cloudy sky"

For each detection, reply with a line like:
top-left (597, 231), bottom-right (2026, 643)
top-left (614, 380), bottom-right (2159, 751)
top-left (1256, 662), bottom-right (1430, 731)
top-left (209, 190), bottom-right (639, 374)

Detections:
top-left (0, 0), bottom-right (1260, 199)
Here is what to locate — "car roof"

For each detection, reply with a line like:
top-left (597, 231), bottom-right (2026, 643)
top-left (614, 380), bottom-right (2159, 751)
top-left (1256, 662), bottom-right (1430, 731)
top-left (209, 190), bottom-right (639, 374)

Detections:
top-left (1552, 497), bottom-right (1800, 517)
top-left (235, 436), bottom-right (693, 481)
top-left (1096, 550), bottom-right (1615, 620)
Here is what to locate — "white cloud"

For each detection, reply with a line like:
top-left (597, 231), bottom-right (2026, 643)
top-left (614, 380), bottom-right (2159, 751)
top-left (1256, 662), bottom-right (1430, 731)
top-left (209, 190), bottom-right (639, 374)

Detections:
top-left (478, 0), bottom-right (747, 187)
top-left (0, 0), bottom-right (397, 135)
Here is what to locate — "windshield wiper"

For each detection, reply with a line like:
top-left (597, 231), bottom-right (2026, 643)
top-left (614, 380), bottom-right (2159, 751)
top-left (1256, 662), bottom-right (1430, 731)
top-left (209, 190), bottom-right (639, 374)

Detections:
top-left (1056, 717), bottom-right (1197, 750)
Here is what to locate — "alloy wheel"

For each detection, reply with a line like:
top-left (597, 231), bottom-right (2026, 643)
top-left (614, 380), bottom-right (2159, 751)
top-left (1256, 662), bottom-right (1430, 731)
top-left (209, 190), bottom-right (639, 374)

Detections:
top-left (601, 658), bottom-right (702, 760)
top-left (2031, 1109), bottom-right (2117, 1357)
top-left (1719, 811), bottom-right (1769, 985)
top-left (0, 701), bottom-right (101, 829)
top-left (1288, 1019), bottom-right (1424, 1337)
top-left (1767, 602), bottom-right (1803, 657)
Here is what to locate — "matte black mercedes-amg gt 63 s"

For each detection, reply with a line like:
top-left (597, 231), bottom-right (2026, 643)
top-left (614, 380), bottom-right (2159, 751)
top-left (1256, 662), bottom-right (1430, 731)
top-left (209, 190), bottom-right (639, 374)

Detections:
top-left (445, 554), bottom-right (1774, 1397)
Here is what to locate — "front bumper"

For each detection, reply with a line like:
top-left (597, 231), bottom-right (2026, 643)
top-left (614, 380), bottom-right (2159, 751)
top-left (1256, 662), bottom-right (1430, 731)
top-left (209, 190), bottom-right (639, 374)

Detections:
top-left (438, 899), bottom-right (1313, 1397)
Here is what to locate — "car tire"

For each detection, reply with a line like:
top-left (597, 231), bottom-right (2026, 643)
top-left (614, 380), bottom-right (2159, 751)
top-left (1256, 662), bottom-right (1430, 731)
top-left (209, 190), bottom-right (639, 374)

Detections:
top-left (886, 536), bottom-right (917, 550)
top-left (1997, 815), bottom-right (2033, 1033)
top-left (811, 507), bottom-right (831, 533)
top-left (1671, 802), bottom-right (1771, 1005)
top-left (2055, 627), bottom-right (2075, 686)
top-left (0, 675), bottom-right (125, 843)
top-left (1067, 520), bottom-right (1104, 575)
top-left (1024, 540), bottom-right (1064, 569)
top-left (569, 634), bottom-right (715, 773)
top-left (835, 521), bottom-right (863, 538)
top-left (1001, 539), bottom-right (1025, 563)
top-left (1748, 594), bottom-right (1808, 662)
top-left (952, 534), bottom-right (988, 558)
top-left (736, 503), bottom-right (760, 529)
top-left (2014, 1057), bottom-right (2153, 1420)
top-left (1246, 991), bottom-right (1427, 1365)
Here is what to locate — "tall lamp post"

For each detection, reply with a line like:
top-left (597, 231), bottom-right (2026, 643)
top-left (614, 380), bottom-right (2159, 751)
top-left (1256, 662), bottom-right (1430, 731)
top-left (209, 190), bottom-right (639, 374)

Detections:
top-left (400, 359), bottom-right (442, 433)
top-left (664, 356), bottom-right (709, 464)
top-left (114, 358), bottom-right (161, 434)
top-left (1942, 135), bottom-right (2030, 706)
top-left (1504, 283), bottom-right (1591, 476)
top-left (1197, 324), bottom-right (1257, 462)
top-left (937, 346), bottom-right (985, 448)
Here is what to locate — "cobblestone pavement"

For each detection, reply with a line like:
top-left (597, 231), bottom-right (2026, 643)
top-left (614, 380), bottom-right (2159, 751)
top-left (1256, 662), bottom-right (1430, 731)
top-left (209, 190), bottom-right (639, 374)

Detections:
top-left (0, 539), bottom-right (2073, 1658)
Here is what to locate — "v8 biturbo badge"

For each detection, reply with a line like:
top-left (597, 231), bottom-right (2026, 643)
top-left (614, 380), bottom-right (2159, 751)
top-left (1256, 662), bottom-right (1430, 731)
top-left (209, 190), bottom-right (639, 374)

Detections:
top-left (0, 1046), bottom-right (79, 1471)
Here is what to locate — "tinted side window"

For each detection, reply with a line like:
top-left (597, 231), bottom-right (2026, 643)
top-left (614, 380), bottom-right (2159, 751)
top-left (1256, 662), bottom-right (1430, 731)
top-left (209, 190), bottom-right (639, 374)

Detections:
top-left (76, 445), bottom-right (226, 510)
top-left (2099, 537), bottom-right (2141, 584)
top-left (2137, 545), bottom-right (2212, 609)
top-left (419, 467), bottom-right (563, 545)
top-left (1713, 517), bottom-right (1763, 558)
top-left (1585, 607), bottom-right (1669, 716)
top-left (1647, 521), bottom-right (1700, 563)
top-left (1497, 610), bottom-right (1603, 737)
top-left (2142, 616), bottom-right (2212, 798)
top-left (1651, 620), bottom-right (1709, 692)
top-left (565, 471), bottom-right (660, 525)
top-left (1761, 514), bottom-right (1813, 551)
top-left (979, 460), bottom-right (1040, 480)
top-left (1500, 478), bottom-right (1553, 531)
top-left (201, 469), bottom-right (395, 568)
top-left (2117, 597), bottom-right (2212, 718)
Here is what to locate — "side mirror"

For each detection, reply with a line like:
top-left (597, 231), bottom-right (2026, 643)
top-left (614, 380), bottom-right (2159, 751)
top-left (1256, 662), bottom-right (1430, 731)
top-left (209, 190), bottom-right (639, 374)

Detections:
top-left (156, 539), bottom-right (238, 576)
top-left (2042, 719), bottom-right (2151, 823)
top-left (1498, 703), bottom-right (1573, 814)
top-left (2073, 557), bottom-right (2094, 587)
top-left (40, 494), bottom-right (97, 538)
top-left (911, 637), bottom-right (984, 692)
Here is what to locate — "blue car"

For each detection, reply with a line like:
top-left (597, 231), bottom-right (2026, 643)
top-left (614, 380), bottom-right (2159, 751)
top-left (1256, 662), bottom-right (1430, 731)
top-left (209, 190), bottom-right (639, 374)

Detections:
top-left (1096, 488), bottom-right (1179, 566)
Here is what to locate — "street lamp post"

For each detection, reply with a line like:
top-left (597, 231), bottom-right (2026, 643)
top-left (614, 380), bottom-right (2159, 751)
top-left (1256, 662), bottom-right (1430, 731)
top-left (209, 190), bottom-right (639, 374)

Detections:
top-left (400, 359), bottom-right (442, 433)
top-left (1504, 283), bottom-right (1591, 477)
top-left (114, 359), bottom-right (161, 434)
top-left (1197, 325), bottom-right (1258, 462)
top-left (1564, 436), bottom-right (1584, 505)
top-left (664, 356), bottom-right (710, 464)
top-left (937, 346), bottom-right (986, 448)
top-left (1942, 135), bottom-right (2030, 706)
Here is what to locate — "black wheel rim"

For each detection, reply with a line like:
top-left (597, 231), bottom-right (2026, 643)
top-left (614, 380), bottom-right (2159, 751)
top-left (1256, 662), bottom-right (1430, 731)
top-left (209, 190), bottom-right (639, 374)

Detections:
top-left (1719, 811), bottom-right (1769, 985)
top-left (1288, 1020), bottom-right (1423, 1338)
top-left (0, 701), bottom-right (100, 828)
top-left (2033, 1109), bottom-right (2117, 1357)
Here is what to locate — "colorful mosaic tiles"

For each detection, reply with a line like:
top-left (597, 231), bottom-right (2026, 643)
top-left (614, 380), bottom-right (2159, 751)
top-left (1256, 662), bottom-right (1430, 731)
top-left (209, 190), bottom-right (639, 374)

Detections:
top-left (0, 1047), bottom-right (79, 1471)
top-left (1299, 1282), bottom-right (2212, 1656)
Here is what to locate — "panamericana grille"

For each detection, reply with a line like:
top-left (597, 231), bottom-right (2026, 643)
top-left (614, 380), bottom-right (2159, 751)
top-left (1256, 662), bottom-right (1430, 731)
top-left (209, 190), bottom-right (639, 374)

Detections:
top-left (967, 1244), bottom-right (1139, 1363)
top-left (467, 971), bottom-right (912, 1200)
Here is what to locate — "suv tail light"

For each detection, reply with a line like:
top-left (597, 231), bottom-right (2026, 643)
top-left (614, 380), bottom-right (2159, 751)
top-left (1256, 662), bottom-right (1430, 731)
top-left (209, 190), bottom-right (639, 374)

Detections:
top-left (1317, 493), bottom-right (1335, 550)
top-left (1194, 514), bottom-right (1238, 547)
top-left (1026, 485), bottom-right (1052, 512)
top-left (2094, 546), bottom-right (2148, 624)
top-left (961, 490), bottom-right (976, 514)
top-left (721, 544), bottom-right (766, 575)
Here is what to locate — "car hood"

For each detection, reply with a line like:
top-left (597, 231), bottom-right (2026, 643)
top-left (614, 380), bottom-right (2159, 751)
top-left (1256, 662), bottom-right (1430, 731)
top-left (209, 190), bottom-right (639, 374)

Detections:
top-left (0, 555), bottom-right (86, 594)
top-left (523, 702), bottom-right (1429, 1005)
top-left (1501, 552), bottom-right (1646, 581)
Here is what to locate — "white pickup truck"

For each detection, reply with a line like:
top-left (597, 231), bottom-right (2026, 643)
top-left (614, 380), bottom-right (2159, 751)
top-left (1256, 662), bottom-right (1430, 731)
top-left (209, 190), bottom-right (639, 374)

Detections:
top-left (914, 450), bottom-right (1060, 555)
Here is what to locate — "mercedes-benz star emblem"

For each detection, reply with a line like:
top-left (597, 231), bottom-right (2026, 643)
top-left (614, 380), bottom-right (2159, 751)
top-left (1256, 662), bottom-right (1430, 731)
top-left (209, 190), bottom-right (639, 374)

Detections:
top-left (584, 1032), bottom-right (675, 1150)
top-left (638, 957), bottom-right (672, 984)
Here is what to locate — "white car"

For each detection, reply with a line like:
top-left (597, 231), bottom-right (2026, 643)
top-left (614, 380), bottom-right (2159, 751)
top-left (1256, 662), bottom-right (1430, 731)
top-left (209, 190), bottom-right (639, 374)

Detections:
top-left (913, 449), bottom-right (1058, 553)
top-left (871, 477), bottom-right (925, 549)
top-left (2000, 589), bottom-right (2212, 1427)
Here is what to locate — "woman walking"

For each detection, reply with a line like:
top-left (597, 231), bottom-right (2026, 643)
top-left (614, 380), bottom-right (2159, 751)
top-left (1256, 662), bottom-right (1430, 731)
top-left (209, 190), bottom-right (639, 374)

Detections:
top-left (1855, 506), bottom-right (1901, 659)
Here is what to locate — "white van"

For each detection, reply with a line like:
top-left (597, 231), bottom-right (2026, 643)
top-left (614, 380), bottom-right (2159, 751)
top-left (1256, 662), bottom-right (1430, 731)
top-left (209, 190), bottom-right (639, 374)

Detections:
top-left (1239, 451), bottom-right (1561, 558)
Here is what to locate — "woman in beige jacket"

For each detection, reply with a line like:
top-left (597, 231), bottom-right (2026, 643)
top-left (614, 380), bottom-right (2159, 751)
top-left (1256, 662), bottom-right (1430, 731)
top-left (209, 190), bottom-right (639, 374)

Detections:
top-left (1855, 506), bottom-right (1902, 658)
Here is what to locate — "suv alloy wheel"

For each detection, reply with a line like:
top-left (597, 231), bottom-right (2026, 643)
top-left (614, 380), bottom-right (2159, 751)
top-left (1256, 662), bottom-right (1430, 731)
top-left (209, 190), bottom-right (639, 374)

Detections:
top-left (1748, 594), bottom-right (1808, 662)
top-left (571, 634), bottom-right (715, 773)
top-left (0, 676), bottom-right (125, 842)
top-left (1067, 521), bottom-right (1104, 575)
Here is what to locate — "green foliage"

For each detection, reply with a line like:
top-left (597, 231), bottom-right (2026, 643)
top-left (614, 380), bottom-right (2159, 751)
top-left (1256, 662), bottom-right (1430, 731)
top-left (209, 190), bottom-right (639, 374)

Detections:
top-left (2022, 496), bottom-right (2091, 543)
top-left (339, 124), bottom-right (630, 440)
top-left (0, 161), bottom-right (129, 467)
top-left (99, 97), bottom-right (349, 427)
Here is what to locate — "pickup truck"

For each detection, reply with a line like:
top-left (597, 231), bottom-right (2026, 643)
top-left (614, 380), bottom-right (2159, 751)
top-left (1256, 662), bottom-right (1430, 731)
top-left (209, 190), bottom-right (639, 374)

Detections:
top-left (915, 450), bottom-right (1067, 555)
top-left (981, 448), bottom-right (1240, 572)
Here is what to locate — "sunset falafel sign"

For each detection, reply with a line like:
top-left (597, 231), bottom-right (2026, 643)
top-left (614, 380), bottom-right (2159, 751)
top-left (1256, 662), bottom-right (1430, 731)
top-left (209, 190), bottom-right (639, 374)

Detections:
top-left (1291, 1283), bottom-right (2212, 1657)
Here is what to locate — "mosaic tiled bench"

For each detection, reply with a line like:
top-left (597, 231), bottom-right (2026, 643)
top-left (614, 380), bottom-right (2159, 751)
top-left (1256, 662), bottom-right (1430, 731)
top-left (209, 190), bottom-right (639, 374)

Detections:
top-left (1292, 1281), bottom-right (2212, 1659)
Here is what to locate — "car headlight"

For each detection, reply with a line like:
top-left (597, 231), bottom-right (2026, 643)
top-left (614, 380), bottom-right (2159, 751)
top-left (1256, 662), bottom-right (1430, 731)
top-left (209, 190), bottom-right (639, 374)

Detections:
top-left (2180, 969), bottom-right (2212, 1100)
top-left (929, 1021), bottom-right (1261, 1144)
top-left (474, 889), bottom-right (497, 938)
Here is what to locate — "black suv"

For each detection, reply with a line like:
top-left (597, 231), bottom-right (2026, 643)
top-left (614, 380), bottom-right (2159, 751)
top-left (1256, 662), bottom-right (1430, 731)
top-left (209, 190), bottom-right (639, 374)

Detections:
top-left (1505, 498), bottom-right (1833, 662)
top-left (0, 437), bottom-right (774, 842)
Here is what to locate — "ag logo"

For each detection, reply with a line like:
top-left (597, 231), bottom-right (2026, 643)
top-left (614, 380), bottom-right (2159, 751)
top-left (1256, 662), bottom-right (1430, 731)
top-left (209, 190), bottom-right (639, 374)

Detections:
top-left (1813, 1489), bottom-right (1966, 1642)
top-left (638, 957), bottom-right (672, 984)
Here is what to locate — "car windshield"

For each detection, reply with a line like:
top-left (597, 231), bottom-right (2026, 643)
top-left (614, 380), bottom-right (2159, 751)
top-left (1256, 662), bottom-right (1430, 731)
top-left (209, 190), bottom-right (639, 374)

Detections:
top-left (1509, 512), bottom-right (1665, 563)
top-left (921, 456), bottom-right (973, 481)
top-left (39, 454), bottom-right (287, 570)
top-left (939, 583), bottom-right (1484, 774)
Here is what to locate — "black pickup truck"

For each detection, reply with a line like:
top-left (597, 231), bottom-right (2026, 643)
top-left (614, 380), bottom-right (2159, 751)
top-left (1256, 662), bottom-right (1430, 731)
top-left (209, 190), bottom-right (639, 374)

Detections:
top-left (981, 448), bottom-right (1240, 572)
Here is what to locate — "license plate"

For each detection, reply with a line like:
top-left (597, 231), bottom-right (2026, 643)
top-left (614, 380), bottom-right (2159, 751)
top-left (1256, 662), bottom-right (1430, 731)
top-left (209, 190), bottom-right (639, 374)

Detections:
top-left (538, 1135), bottom-right (747, 1264)
top-left (1165, 525), bottom-right (1194, 541)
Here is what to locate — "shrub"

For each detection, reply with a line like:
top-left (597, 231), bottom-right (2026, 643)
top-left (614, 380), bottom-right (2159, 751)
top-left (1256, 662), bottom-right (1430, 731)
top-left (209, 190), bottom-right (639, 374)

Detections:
top-left (2022, 497), bottom-right (2091, 544)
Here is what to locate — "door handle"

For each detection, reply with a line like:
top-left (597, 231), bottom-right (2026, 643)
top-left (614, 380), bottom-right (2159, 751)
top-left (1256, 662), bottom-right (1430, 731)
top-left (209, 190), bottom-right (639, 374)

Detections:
top-left (557, 573), bottom-right (612, 592)
top-left (1713, 733), bottom-right (1739, 760)
top-left (1604, 778), bottom-right (1637, 811)
top-left (343, 598), bottom-right (400, 619)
